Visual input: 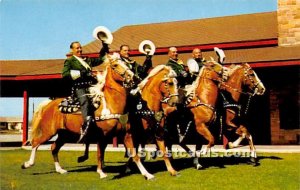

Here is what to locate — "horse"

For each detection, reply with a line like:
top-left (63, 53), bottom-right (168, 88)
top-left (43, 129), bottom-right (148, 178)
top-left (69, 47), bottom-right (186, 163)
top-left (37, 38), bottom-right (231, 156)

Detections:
top-left (165, 60), bottom-right (224, 169)
top-left (21, 54), bottom-right (155, 180)
top-left (219, 63), bottom-right (265, 163)
top-left (126, 65), bottom-right (180, 176)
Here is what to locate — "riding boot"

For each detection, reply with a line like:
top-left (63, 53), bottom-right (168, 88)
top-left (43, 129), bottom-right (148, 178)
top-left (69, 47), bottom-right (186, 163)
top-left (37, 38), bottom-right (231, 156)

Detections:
top-left (77, 116), bottom-right (94, 143)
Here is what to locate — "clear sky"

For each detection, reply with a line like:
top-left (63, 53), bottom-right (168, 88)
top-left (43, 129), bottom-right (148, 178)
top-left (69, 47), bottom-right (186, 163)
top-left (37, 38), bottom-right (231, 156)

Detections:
top-left (0, 0), bottom-right (277, 118)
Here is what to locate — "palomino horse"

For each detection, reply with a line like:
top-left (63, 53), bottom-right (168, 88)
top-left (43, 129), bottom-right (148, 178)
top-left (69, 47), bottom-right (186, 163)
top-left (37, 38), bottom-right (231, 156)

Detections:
top-left (165, 60), bottom-right (224, 169)
top-left (127, 65), bottom-right (179, 176)
top-left (219, 63), bottom-right (265, 162)
top-left (22, 54), bottom-right (155, 180)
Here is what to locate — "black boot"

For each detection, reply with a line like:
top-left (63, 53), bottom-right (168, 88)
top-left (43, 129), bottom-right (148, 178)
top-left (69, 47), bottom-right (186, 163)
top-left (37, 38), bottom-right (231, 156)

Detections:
top-left (77, 116), bottom-right (94, 143)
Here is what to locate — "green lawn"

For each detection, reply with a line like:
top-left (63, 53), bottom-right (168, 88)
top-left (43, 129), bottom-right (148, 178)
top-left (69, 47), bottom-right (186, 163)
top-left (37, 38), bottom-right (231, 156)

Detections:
top-left (0, 149), bottom-right (299, 190)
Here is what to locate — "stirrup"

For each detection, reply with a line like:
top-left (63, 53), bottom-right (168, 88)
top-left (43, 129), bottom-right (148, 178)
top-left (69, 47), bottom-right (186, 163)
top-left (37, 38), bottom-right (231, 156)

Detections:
top-left (77, 126), bottom-right (89, 143)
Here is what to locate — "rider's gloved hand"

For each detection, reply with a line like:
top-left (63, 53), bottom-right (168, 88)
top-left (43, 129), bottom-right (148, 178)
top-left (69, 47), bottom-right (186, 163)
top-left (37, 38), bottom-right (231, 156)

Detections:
top-left (180, 70), bottom-right (188, 77)
top-left (81, 70), bottom-right (92, 78)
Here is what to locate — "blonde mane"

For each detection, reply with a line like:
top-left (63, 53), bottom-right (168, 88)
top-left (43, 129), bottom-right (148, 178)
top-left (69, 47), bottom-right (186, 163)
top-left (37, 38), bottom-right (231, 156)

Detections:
top-left (138, 65), bottom-right (170, 90)
top-left (227, 64), bottom-right (242, 76)
top-left (88, 68), bottom-right (110, 115)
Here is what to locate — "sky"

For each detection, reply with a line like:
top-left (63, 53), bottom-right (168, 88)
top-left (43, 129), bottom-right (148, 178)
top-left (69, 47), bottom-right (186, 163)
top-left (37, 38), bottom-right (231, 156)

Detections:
top-left (0, 0), bottom-right (277, 118)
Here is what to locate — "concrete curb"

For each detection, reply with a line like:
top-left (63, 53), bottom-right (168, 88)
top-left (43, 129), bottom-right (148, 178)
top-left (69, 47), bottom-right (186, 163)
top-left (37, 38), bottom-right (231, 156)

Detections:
top-left (18, 144), bottom-right (300, 153)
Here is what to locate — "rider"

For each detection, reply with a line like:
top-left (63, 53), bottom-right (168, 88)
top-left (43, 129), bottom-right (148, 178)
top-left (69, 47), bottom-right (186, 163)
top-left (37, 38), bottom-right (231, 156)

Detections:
top-left (62, 41), bottom-right (109, 142)
top-left (119, 44), bottom-right (153, 85)
top-left (186, 48), bottom-right (206, 81)
top-left (118, 44), bottom-right (153, 154)
top-left (165, 47), bottom-right (192, 103)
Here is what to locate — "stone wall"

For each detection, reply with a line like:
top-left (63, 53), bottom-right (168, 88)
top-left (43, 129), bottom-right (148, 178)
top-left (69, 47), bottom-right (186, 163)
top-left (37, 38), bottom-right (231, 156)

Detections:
top-left (277, 0), bottom-right (300, 46)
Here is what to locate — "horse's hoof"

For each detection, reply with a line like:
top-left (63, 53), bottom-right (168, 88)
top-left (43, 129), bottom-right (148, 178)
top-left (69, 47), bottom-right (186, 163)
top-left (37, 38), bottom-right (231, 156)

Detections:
top-left (249, 157), bottom-right (260, 166)
top-left (145, 174), bottom-right (155, 180)
top-left (57, 169), bottom-right (68, 174)
top-left (21, 162), bottom-right (33, 169)
top-left (124, 166), bottom-right (131, 174)
top-left (170, 171), bottom-right (180, 176)
top-left (77, 156), bottom-right (88, 163)
top-left (100, 174), bottom-right (108, 179)
top-left (249, 157), bottom-right (256, 163)
top-left (227, 142), bottom-right (234, 149)
top-left (195, 164), bottom-right (203, 170)
top-left (21, 164), bottom-right (28, 169)
top-left (175, 172), bottom-right (181, 177)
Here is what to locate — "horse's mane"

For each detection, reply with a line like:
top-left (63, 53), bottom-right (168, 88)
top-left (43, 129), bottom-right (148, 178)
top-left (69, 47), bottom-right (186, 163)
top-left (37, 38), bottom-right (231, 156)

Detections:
top-left (185, 66), bottom-right (205, 94)
top-left (88, 70), bottom-right (107, 99)
top-left (88, 68), bottom-right (112, 115)
top-left (138, 65), bottom-right (170, 90)
top-left (227, 64), bottom-right (242, 76)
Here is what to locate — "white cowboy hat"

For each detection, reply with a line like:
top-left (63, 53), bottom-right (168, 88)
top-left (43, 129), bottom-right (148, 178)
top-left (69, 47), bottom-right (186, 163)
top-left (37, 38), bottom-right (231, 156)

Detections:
top-left (93, 26), bottom-right (113, 44)
top-left (214, 47), bottom-right (226, 63)
top-left (138, 40), bottom-right (156, 55)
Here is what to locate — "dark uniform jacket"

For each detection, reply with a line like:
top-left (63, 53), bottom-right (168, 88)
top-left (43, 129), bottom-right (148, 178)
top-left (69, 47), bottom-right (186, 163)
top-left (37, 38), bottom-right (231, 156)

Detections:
top-left (121, 55), bottom-right (152, 82)
top-left (166, 58), bottom-right (191, 88)
top-left (62, 51), bottom-right (106, 90)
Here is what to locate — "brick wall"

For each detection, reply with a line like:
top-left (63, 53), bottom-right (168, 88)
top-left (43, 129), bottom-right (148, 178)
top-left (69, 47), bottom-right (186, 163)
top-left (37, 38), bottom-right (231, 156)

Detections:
top-left (277, 0), bottom-right (300, 46)
top-left (270, 89), bottom-right (300, 144)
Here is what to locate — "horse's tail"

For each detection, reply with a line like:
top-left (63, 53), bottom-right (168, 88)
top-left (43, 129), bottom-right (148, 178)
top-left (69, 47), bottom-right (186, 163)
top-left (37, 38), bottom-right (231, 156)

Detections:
top-left (31, 99), bottom-right (52, 141)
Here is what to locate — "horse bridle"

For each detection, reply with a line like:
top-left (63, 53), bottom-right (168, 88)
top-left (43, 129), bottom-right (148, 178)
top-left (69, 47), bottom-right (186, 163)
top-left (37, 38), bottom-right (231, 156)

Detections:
top-left (221, 65), bottom-right (262, 115)
top-left (160, 78), bottom-right (179, 104)
top-left (243, 66), bottom-right (263, 96)
top-left (109, 59), bottom-right (134, 88)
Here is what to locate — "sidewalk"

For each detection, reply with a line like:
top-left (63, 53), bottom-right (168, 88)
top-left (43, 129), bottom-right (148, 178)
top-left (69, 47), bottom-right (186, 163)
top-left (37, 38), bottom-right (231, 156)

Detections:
top-left (1, 133), bottom-right (300, 153)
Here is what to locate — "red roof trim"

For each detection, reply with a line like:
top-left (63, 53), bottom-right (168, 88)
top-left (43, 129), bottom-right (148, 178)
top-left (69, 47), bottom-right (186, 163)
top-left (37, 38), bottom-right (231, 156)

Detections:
top-left (86, 39), bottom-right (278, 57)
top-left (1, 59), bottom-right (299, 81)
top-left (0, 74), bottom-right (62, 81)
top-left (247, 60), bottom-right (300, 68)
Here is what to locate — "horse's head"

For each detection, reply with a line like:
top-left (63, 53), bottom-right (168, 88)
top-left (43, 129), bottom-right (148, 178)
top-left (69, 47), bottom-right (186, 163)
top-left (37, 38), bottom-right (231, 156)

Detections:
top-left (106, 53), bottom-right (134, 87)
top-left (199, 58), bottom-right (223, 83)
top-left (240, 63), bottom-right (265, 95)
top-left (206, 58), bottom-right (223, 75)
top-left (160, 67), bottom-right (179, 107)
top-left (138, 65), bottom-right (179, 108)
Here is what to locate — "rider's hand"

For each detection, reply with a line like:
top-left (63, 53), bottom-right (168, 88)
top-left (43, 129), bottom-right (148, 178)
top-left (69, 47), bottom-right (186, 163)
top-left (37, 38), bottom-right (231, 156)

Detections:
top-left (80, 70), bottom-right (92, 78)
top-left (180, 70), bottom-right (188, 77)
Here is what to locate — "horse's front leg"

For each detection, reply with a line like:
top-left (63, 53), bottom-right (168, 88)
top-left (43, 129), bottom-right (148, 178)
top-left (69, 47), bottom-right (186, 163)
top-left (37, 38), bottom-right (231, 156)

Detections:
top-left (225, 110), bottom-right (241, 149)
top-left (225, 110), bottom-right (239, 129)
top-left (124, 131), bottom-right (154, 180)
top-left (156, 139), bottom-right (179, 176)
top-left (96, 142), bottom-right (107, 179)
top-left (77, 143), bottom-right (90, 163)
top-left (195, 121), bottom-right (215, 155)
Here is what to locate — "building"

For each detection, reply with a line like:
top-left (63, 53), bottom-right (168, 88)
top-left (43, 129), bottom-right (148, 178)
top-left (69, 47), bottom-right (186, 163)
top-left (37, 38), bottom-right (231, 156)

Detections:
top-left (0, 1), bottom-right (299, 144)
top-left (0, 117), bottom-right (23, 131)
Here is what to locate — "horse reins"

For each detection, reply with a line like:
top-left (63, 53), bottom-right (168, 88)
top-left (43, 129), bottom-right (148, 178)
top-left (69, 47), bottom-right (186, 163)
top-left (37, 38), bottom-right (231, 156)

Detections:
top-left (160, 79), bottom-right (179, 104)
top-left (220, 66), bottom-right (261, 115)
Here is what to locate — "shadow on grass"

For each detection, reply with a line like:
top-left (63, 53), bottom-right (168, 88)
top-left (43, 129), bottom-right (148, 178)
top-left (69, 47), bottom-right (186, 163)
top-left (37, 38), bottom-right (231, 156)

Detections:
top-left (31, 155), bottom-right (283, 178)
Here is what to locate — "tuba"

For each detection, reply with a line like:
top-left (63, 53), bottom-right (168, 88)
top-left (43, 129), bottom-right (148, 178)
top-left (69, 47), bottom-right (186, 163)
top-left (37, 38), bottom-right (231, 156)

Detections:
top-left (93, 26), bottom-right (113, 44)
top-left (138, 40), bottom-right (156, 55)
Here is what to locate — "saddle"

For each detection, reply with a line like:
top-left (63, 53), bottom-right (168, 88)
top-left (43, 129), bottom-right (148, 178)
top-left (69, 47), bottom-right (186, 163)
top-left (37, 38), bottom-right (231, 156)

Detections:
top-left (58, 96), bottom-right (81, 113)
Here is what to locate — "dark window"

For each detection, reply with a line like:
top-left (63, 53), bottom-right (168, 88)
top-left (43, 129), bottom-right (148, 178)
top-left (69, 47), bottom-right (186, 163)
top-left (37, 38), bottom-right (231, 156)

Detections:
top-left (278, 85), bottom-right (299, 130)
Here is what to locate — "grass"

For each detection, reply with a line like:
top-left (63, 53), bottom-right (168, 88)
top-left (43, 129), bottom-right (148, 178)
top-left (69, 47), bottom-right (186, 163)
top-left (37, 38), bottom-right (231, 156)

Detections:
top-left (0, 149), bottom-right (299, 190)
